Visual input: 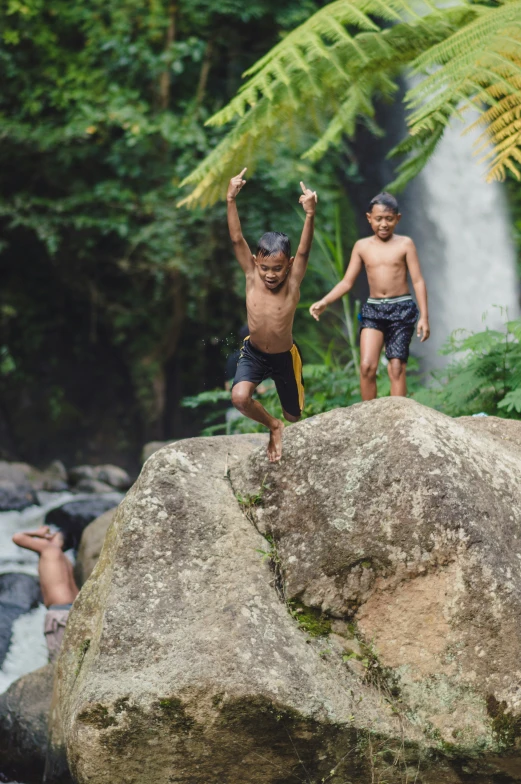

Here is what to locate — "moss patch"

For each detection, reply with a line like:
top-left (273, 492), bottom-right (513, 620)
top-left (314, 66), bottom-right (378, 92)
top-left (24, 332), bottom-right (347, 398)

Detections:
top-left (156, 697), bottom-right (195, 733)
top-left (288, 600), bottom-right (332, 637)
top-left (487, 694), bottom-right (521, 748)
top-left (78, 703), bottom-right (116, 729)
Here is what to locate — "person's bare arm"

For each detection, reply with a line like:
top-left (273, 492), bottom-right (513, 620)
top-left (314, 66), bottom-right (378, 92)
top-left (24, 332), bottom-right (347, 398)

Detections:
top-left (12, 528), bottom-right (53, 553)
top-left (309, 241), bottom-right (364, 320)
top-left (291, 182), bottom-right (317, 284)
top-left (405, 238), bottom-right (430, 342)
top-left (227, 168), bottom-right (254, 275)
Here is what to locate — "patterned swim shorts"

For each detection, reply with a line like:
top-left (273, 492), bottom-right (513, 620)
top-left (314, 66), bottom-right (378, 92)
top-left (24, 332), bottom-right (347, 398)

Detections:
top-left (359, 295), bottom-right (419, 362)
top-left (44, 604), bottom-right (72, 664)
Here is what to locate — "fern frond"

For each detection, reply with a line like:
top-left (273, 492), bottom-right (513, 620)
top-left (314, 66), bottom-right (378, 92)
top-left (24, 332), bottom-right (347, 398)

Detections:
top-left (391, 1), bottom-right (521, 186)
top-left (180, 0), bottom-right (480, 207)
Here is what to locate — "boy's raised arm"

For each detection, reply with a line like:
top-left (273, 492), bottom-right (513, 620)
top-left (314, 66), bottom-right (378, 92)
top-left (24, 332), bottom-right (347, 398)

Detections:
top-left (405, 238), bottom-right (430, 342)
top-left (292, 182), bottom-right (317, 283)
top-left (227, 168), bottom-right (254, 274)
top-left (309, 242), bottom-right (363, 320)
top-left (12, 527), bottom-right (52, 552)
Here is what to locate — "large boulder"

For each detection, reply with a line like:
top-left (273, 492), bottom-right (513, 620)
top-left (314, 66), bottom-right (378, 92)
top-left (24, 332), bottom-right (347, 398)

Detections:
top-left (0, 573), bottom-right (42, 666)
top-left (50, 401), bottom-right (521, 783)
top-left (50, 432), bottom-right (420, 784)
top-left (0, 664), bottom-right (54, 783)
top-left (232, 398), bottom-right (521, 775)
top-left (74, 508), bottom-right (117, 587)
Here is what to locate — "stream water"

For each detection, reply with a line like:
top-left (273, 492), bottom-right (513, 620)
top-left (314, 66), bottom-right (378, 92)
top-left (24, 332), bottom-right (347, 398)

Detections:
top-left (0, 492), bottom-right (77, 694)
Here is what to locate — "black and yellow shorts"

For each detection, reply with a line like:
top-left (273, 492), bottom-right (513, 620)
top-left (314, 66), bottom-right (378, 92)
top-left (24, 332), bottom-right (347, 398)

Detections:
top-left (232, 338), bottom-right (305, 418)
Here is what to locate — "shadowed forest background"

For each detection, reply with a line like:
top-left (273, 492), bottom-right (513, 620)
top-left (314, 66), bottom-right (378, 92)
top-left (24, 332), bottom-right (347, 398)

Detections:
top-left (1, 0), bottom-right (521, 471)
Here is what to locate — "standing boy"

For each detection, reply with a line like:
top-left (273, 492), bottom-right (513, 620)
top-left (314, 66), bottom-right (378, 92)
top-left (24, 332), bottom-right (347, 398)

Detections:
top-left (227, 168), bottom-right (317, 462)
top-left (309, 192), bottom-right (429, 399)
top-left (12, 526), bottom-right (79, 663)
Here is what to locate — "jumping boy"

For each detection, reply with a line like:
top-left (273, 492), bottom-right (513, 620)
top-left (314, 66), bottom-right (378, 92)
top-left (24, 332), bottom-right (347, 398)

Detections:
top-left (12, 526), bottom-right (79, 663)
top-left (309, 192), bottom-right (429, 399)
top-left (227, 168), bottom-right (317, 462)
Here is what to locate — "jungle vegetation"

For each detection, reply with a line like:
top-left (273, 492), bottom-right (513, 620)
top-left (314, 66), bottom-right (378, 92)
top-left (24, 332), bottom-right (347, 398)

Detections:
top-left (1, 0), bottom-right (521, 467)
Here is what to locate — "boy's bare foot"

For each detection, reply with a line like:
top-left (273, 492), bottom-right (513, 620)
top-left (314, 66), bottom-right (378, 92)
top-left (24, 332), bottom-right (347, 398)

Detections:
top-left (267, 420), bottom-right (284, 462)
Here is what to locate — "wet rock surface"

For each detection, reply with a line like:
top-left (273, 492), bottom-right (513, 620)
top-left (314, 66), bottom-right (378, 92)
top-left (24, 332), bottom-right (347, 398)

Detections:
top-left (45, 494), bottom-right (122, 552)
top-left (0, 664), bottom-right (54, 783)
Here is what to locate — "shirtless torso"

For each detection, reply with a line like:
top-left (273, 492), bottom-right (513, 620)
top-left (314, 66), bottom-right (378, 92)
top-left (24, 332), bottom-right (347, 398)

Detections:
top-left (355, 234), bottom-right (412, 298)
top-left (12, 527), bottom-right (79, 607)
top-left (245, 268), bottom-right (300, 353)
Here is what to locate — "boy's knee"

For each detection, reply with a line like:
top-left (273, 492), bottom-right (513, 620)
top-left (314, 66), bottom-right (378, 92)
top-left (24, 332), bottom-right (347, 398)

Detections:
top-left (231, 385), bottom-right (251, 411)
top-left (283, 410), bottom-right (300, 423)
top-left (387, 358), bottom-right (406, 379)
top-left (360, 360), bottom-right (377, 379)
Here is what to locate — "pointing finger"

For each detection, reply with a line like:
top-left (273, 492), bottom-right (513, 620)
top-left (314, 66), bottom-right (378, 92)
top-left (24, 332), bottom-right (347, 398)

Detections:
top-left (300, 181), bottom-right (307, 194)
top-left (239, 167), bottom-right (247, 177)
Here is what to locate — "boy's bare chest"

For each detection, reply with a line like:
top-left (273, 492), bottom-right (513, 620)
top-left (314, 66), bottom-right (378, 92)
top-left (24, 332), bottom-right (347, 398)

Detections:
top-left (363, 251), bottom-right (407, 273)
top-left (246, 286), bottom-right (299, 315)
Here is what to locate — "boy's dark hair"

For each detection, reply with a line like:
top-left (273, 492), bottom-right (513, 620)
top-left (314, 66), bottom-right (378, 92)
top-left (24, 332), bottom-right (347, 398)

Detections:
top-left (256, 231), bottom-right (291, 259)
top-left (369, 192), bottom-right (399, 214)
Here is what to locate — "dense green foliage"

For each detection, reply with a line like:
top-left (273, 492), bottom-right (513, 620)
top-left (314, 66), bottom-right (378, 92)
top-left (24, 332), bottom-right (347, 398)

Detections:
top-left (180, 0), bottom-right (521, 207)
top-left (415, 313), bottom-right (521, 419)
top-left (0, 0), bottom-right (353, 465)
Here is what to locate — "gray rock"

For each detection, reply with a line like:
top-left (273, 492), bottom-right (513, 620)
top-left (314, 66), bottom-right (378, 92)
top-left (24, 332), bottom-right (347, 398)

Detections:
top-left (0, 664), bottom-right (55, 783)
top-left (69, 465), bottom-right (131, 492)
top-left (40, 460), bottom-right (69, 492)
top-left (0, 463), bottom-right (39, 510)
top-left (74, 508), bottom-right (117, 587)
top-left (232, 398), bottom-right (521, 765)
top-left (93, 465), bottom-right (131, 490)
top-left (68, 465), bottom-right (95, 485)
top-left (74, 478), bottom-right (115, 494)
top-left (51, 432), bottom-right (416, 784)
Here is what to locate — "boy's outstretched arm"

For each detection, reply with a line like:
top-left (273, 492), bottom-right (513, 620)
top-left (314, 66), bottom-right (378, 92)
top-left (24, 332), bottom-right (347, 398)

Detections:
top-left (227, 168), bottom-right (254, 274)
top-left (309, 242), bottom-right (363, 320)
top-left (291, 182), bottom-right (317, 283)
top-left (405, 239), bottom-right (430, 342)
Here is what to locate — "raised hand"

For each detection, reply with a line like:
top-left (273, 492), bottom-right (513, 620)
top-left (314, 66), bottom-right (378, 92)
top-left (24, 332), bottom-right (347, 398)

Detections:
top-left (227, 168), bottom-right (247, 201)
top-left (299, 181), bottom-right (317, 215)
top-left (309, 299), bottom-right (328, 321)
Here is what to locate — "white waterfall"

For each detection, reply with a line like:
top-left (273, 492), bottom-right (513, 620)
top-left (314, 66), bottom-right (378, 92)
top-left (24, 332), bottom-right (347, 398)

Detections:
top-left (399, 114), bottom-right (519, 368)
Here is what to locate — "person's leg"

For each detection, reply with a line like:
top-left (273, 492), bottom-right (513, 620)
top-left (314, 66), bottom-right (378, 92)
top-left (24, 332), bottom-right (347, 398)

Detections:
top-left (231, 381), bottom-right (284, 462)
top-left (273, 344), bottom-right (304, 425)
top-left (387, 358), bottom-right (407, 396)
top-left (385, 321), bottom-right (415, 396)
top-left (359, 328), bottom-right (384, 400)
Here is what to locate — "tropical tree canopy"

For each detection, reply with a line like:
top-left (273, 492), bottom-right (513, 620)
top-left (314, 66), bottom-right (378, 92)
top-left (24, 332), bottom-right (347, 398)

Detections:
top-left (180, 0), bottom-right (521, 207)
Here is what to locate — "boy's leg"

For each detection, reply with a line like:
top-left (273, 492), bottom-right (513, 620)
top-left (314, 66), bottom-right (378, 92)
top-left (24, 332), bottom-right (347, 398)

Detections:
top-left (385, 318), bottom-right (416, 397)
top-left (359, 328), bottom-right (384, 400)
top-left (231, 381), bottom-right (284, 462)
top-left (387, 358), bottom-right (407, 396)
top-left (273, 345), bottom-right (304, 424)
